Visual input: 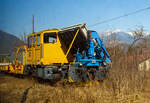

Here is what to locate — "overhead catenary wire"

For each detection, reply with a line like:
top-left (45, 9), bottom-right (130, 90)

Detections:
top-left (89, 6), bottom-right (150, 27)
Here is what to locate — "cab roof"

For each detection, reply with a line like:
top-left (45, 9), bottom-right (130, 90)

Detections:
top-left (27, 23), bottom-right (88, 37)
top-left (27, 29), bottom-right (59, 37)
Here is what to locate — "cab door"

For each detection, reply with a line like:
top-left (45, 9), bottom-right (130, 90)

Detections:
top-left (35, 34), bottom-right (41, 64)
top-left (42, 32), bottom-right (59, 64)
top-left (27, 36), bottom-right (33, 65)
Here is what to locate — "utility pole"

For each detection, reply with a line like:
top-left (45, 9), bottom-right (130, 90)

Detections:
top-left (32, 14), bottom-right (34, 33)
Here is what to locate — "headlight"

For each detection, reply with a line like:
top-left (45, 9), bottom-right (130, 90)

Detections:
top-left (93, 52), bottom-right (96, 56)
top-left (92, 60), bottom-right (96, 63)
top-left (58, 68), bottom-right (62, 71)
top-left (79, 62), bottom-right (82, 66)
top-left (103, 62), bottom-right (107, 66)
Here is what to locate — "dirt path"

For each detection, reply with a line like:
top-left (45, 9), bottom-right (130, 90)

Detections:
top-left (0, 74), bottom-right (35, 103)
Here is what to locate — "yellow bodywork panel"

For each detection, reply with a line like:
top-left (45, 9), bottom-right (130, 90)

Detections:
top-left (27, 29), bottom-right (68, 65)
top-left (0, 46), bottom-right (26, 75)
top-left (9, 65), bottom-right (24, 74)
top-left (0, 64), bottom-right (9, 71)
top-left (9, 46), bottom-right (26, 75)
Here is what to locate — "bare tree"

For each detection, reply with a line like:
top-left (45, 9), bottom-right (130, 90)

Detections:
top-left (128, 26), bottom-right (147, 54)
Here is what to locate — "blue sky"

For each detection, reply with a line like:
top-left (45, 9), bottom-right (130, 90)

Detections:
top-left (0, 0), bottom-right (150, 37)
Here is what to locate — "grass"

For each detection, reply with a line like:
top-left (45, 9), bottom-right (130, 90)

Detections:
top-left (0, 68), bottom-right (150, 103)
top-left (0, 47), bottom-right (150, 103)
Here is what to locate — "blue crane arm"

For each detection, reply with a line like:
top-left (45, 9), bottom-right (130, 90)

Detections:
top-left (91, 31), bottom-right (111, 63)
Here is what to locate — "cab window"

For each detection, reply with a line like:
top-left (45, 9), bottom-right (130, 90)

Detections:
top-left (28, 36), bottom-right (32, 48)
top-left (44, 32), bottom-right (57, 43)
top-left (37, 34), bottom-right (40, 46)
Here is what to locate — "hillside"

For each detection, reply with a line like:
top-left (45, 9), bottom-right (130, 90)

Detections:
top-left (0, 30), bottom-right (24, 55)
top-left (100, 30), bottom-right (133, 44)
top-left (100, 30), bottom-right (150, 44)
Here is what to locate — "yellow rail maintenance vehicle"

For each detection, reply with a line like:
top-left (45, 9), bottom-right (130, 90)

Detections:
top-left (9, 46), bottom-right (27, 75)
top-left (0, 23), bottom-right (111, 82)
top-left (0, 63), bottom-right (9, 71)
top-left (0, 54), bottom-right (10, 71)
top-left (0, 46), bottom-right (26, 75)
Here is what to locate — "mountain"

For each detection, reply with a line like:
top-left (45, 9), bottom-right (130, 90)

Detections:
top-left (100, 30), bottom-right (150, 53)
top-left (0, 30), bottom-right (24, 55)
top-left (100, 29), bottom-right (150, 45)
top-left (100, 30), bottom-right (134, 45)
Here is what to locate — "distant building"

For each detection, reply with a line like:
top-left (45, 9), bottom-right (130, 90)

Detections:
top-left (121, 53), bottom-right (150, 71)
top-left (138, 58), bottom-right (150, 71)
